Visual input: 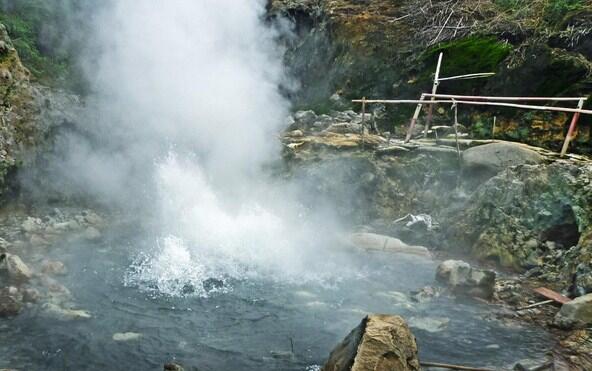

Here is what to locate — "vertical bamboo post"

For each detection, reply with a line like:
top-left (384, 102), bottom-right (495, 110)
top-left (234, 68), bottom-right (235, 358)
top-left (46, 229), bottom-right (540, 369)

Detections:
top-left (404, 93), bottom-right (427, 143)
top-left (492, 116), bottom-right (496, 139)
top-left (561, 98), bottom-right (585, 157)
top-left (361, 97), bottom-right (366, 148)
top-left (452, 101), bottom-right (461, 162)
top-left (424, 52), bottom-right (444, 138)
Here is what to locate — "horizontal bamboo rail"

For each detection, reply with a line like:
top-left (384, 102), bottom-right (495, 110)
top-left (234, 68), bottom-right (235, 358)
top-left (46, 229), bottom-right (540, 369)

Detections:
top-left (424, 93), bottom-right (587, 102)
top-left (352, 99), bottom-right (592, 115)
top-left (437, 72), bottom-right (495, 81)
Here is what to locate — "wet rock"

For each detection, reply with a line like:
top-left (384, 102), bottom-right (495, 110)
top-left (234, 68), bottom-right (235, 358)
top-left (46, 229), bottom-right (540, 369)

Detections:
top-left (513, 357), bottom-right (553, 371)
top-left (21, 217), bottom-right (43, 233)
top-left (408, 316), bottom-right (449, 333)
top-left (462, 142), bottom-right (543, 175)
top-left (29, 234), bottom-right (50, 247)
top-left (0, 286), bottom-right (23, 317)
top-left (554, 293), bottom-right (592, 329)
top-left (164, 363), bottom-right (185, 371)
top-left (287, 129), bottom-right (304, 137)
top-left (409, 286), bottom-right (441, 303)
top-left (322, 314), bottom-right (420, 371)
top-left (22, 287), bottom-right (41, 303)
top-left (42, 303), bottom-right (92, 321)
top-left (0, 253), bottom-right (33, 283)
top-left (0, 237), bottom-right (10, 253)
top-left (435, 260), bottom-right (496, 300)
top-left (112, 332), bottom-right (142, 341)
top-left (349, 233), bottom-right (430, 257)
top-left (41, 260), bottom-right (67, 276)
top-left (82, 226), bottom-right (102, 241)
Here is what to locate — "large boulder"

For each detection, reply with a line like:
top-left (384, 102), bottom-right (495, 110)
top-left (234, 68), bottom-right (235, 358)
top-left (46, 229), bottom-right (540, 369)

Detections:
top-left (462, 142), bottom-right (543, 175)
top-left (554, 293), bottom-right (592, 329)
top-left (435, 260), bottom-right (496, 299)
top-left (322, 315), bottom-right (420, 371)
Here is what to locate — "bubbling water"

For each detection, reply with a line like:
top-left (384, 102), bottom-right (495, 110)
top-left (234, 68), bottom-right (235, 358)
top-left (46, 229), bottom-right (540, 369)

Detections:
top-left (125, 154), bottom-right (349, 297)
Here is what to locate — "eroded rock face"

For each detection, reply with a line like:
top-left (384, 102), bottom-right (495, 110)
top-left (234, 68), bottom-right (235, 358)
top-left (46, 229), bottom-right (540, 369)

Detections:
top-left (0, 253), bottom-right (33, 283)
top-left (435, 260), bottom-right (496, 300)
top-left (322, 315), bottom-right (420, 371)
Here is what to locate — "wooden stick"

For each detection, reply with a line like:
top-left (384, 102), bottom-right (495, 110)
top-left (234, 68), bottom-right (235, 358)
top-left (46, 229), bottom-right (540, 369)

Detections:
top-left (425, 53), bottom-right (444, 138)
top-left (517, 299), bottom-right (555, 311)
top-left (491, 116), bottom-right (496, 139)
top-left (561, 98), bottom-right (585, 157)
top-left (404, 94), bottom-right (427, 143)
top-left (361, 97), bottom-right (366, 149)
top-left (420, 361), bottom-right (494, 371)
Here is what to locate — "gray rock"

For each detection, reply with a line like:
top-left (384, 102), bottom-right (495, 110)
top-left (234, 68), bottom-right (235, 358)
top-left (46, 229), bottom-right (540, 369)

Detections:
top-left (164, 363), bottom-right (185, 371)
top-left (113, 332), bottom-right (143, 341)
top-left (294, 110), bottom-right (317, 127)
top-left (462, 142), bottom-right (543, 174)
top-left (42, 303), bottom-right (92, 321)
top-left (325, 122), bottom-right (362, 134)
top-left (21, 217), bottom-right (43, 233)
top-left (41, 260), bottom-right (67, 276)
top-left (0, 253), bottom-right (33, 283)
top-left (554, 293), bottom-right (592, 329)
top-left (322, 314), bottom-right (420, 371)
top-left (83, 226), bottom-right (102, 241)
top-left (435, 260), bottom-right (496, 300)
top-left (349, 233), bottom-right (431, 257)
top-left (0, 286), bottom-right (23, 317)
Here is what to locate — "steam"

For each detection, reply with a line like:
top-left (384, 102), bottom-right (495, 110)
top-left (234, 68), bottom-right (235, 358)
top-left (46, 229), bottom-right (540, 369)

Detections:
top-left (49, 1), bottom-right (341, 296)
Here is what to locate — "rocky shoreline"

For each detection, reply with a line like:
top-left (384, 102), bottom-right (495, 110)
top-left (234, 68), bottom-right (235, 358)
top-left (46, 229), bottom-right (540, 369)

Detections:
top-left (281, 108), bottom-right (592, 370)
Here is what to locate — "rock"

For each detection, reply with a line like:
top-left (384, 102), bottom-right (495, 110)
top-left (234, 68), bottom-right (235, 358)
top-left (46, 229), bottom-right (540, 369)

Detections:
top-left (164, 363), bottom-right (185, 371)
top-left (0, 253), bottom-right (33, 283)
top-left (29, 234), bottom-right (50, 246)
top-left (0, 237), bottom-right (10, 253)
top-left (349, 233), bottom-right (431, 258)
top-left (408, 316), bottom-right (449, 333)
top-left (21, 217), bottom-right (43, 233)
top-left (294, 110), bottom-right (318, 128)
top-left (462, 142), bottom-right (543, 175)
top-left (112, 332), bottom-right (143, 341)
top-left (322, 314), bottom-right (420, 371)
top-left (41, 260), bottom-right (67, 276)
top-left (325, 122), bottom-right (362, 134)
top-left (513, 358), bottom-right (552, 371)
top-left (22, 287), bottom-right (41, 303)
top-left (82, 226), bottom-right (102, 241)
top-left (287, 129), bottom-right (304, 137)
top-left (554, 293), bottom-right (592, 329)
top-left (0, 286), bottom-right (23, 317)
top-left (409, 286), bottom-right (441, 303)
top-left (435, 260), bottom-right (496, 300)
top-left (42, 303), bottom-right (92, 321)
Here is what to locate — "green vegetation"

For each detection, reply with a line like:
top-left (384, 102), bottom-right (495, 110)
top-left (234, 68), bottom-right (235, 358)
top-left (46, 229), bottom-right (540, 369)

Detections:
top-left (0, 0), bottom-right (86, 92)
top-left (493, 0), bottom-right (588, 27)
top-left (425, 36), bottom-right (513, 78)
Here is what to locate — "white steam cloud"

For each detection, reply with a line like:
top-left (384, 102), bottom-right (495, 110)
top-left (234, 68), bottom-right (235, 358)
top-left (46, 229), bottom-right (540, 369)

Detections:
top-left (57, 1), bottom-right (342, 296)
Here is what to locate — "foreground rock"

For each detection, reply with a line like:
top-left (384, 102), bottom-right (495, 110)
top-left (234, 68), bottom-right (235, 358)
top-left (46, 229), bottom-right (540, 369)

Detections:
top-left (349, 233), bottom-right (430, 258)
top-left (554, 293), bottom-right (592, 329)
top-left (0, 286), bottom-right (23, 317)
top-left (322, 315), bottom-right (420, 371)
top-left (435, 260), bottom-right (496, 300)
top-left (0, 253), bottom-right (33, 283)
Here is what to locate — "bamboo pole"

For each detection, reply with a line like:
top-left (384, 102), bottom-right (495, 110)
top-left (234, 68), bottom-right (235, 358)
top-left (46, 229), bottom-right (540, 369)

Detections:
top-left (404, 94), bottom-right (427, 143)
top-left (425, 52), bottom-right (444, 138)
top-left (425, 93), bottom-right (587, 102)
top-left (561, 98), bottom-right (585, 157)
top-left (437, 72), bottom-right (495, 81)
top-left (352, 99), bottom-right (592, 115)
top-left (361, 97), bottom-right (366, 149)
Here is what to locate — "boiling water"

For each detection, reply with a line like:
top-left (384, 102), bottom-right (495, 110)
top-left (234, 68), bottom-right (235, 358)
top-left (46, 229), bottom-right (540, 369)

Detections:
top-left (1, 223), bottom-right (550, 371)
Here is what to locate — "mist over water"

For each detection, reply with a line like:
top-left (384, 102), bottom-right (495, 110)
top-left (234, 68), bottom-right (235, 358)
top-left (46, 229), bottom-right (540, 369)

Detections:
top-left (63, 0), bottom-right (342, 295)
